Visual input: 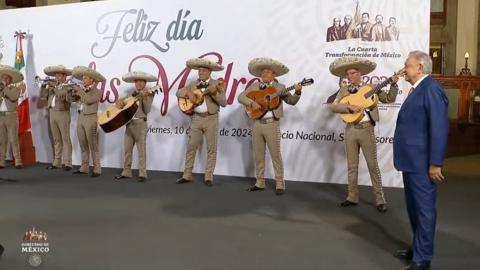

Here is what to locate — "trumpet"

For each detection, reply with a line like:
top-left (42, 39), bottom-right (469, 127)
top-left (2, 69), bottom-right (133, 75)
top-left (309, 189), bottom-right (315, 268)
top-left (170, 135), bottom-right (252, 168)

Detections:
top-left (35, 76), bottom-right (56, 84)
top-left (65, 78), bottom-right (84, 87)
top-left (65, 79), bottom-right (86, 98)
top-left (65, 79), bottom-right (85, 92)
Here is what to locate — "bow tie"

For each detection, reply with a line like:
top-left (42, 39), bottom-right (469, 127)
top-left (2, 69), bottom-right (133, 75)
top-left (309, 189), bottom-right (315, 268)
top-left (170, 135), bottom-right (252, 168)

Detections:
top-left (348, 85), bottom-right (359, 93)
top-left (260, 82), bottom-right (272, 90)
top-left (197, 81), bottom-right (209, 89)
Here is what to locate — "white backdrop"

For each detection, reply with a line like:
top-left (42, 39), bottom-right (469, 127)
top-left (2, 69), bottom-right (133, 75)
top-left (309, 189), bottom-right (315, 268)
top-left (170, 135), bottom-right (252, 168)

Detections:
top-left (0, 0), bottom-right (430, 187)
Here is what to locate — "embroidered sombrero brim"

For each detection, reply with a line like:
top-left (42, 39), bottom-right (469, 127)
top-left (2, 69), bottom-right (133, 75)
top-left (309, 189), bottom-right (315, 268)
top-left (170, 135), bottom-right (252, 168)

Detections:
top-left (329, 57), bottom-right (376, 77)
top-left (0, 65), bottom-right (24, 84)
top-left (44, 65), bottom-right (72, 76)
top-left (186, 58), bottom-right (224, 71)
top-left (122, 71), bottom-right (157, 83)
top-left (248, 57), bottom-right (289, 77)
top-left (72, 66), bottom-right (105, 82)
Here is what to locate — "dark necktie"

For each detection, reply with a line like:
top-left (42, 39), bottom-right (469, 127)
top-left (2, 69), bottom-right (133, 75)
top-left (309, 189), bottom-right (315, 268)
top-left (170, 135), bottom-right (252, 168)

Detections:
top-left (408, 87), bottom-right (415, 96)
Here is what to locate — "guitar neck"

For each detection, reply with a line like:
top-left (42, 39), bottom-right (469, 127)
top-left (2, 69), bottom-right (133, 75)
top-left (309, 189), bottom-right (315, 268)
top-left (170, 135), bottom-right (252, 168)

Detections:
top-left (273, 84), bottom-right (297, 98)
top-left (364, 76), bottom-right (393, 99)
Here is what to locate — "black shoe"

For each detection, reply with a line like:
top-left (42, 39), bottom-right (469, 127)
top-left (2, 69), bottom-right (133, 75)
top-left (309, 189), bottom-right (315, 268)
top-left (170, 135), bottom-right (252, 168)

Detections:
top-left (339, 200), bottom-right (358, 207)
top-left (46, 165), bottom-right (59, 170)
top-left (176, 178), bottom-right (192, 184)
top-left (275, 189), bottom-right (285, 195)
top-left (395, 249), bottom-right (413, 260)
top-left (90, 173), bottom-right (101, 178)
top-left (114, 175), bottom-right (130, 180)
top-left (73, 170), bottom-right (87, 175)
top-left (15, 165), bottom-right (24, 169)
top-left (246, 185), bottom-right (264, 192)
top-left (403, 262), bottom-right (430, 270)
top-left (204, 180), bottom-right (213, 187)
top-left (63, 166), bottom-right (72, 171)
top-left (138, 177), bottom-right (147, 182)
top-left (0, 166), bottom-right (4, 169)
top-left (377, 204), bottom-right (388, 213)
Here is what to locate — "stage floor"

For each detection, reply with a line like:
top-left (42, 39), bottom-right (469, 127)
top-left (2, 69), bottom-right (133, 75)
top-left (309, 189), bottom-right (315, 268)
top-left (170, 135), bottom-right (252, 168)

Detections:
top-left (0, 157), bottom-right (479, 270)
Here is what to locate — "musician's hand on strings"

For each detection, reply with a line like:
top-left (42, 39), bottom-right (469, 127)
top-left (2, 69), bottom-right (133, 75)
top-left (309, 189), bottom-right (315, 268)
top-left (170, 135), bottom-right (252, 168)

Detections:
top-left (115, 100), bottom-right (125, 109)
top-left (392, 68), bottom-right (404, 83)
top-left (186, 91), bottom-right (196, 102)
top-left (250, 102), bottom-right (261, 110)
top-left (294, 83), bottom-right (302, 94)
top-left (216, 79), bottom-right (226, 92)
top-left (392, 74), bottom-right (398, 83)
top-left (347, 104), bottom-right (363, 113)
top-left (209, 85), bottom-right (218, 96)
top-left (392, 74), bottom-right (400, 83)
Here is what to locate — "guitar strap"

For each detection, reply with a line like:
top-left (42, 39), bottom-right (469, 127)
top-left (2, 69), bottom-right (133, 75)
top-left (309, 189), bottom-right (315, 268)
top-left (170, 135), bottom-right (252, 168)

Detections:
top-left (365, 109), bottom-right (376, 126)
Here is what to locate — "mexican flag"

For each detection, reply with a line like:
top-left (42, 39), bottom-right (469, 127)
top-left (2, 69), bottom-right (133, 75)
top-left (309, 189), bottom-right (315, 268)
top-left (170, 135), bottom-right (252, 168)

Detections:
top-left (14, 31), bottom-right (31, 135)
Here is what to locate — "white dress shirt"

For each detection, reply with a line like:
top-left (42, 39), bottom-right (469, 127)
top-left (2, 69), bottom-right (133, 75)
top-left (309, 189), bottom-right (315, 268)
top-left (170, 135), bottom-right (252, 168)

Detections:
top-left (193, 78), bottom-right (210, 113)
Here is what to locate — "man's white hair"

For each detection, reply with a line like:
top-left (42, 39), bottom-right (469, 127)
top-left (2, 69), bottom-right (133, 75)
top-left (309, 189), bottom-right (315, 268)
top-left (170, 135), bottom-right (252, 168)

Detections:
top-left (409, 50), bottom-right (433, 74)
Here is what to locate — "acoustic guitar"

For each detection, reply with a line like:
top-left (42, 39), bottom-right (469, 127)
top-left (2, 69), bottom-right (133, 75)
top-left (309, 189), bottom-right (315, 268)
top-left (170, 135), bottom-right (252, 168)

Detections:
top-left (178, 80), bottom-right (225, 114)
top-left (98, 85), bottom-right (161, 133)
top-left (245, 78), bottom-right (314, 119)
top-left (339, 69), bottom-right (405, 124)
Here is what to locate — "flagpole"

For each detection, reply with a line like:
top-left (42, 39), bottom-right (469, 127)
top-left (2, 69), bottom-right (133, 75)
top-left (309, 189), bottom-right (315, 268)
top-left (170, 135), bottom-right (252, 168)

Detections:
top-left (12, 29), bottom-right (36, 166)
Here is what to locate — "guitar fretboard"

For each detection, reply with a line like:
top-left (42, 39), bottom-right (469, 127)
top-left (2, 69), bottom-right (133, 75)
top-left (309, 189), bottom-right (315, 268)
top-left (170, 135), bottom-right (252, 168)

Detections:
top-left (364, 77), bottom-right (393, 99)
top-left (268, 85), bottom-right (298, 99)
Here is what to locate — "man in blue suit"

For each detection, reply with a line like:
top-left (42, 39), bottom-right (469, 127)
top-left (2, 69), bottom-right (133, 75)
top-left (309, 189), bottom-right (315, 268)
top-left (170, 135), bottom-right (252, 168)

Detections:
top-left (393, 50), bottom-right (449, 270)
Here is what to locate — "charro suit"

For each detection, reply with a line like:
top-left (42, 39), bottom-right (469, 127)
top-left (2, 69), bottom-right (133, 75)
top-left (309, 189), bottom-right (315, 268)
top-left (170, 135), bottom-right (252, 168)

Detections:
top-left (330, 83), bottom-right (398, 205)
top-left (238, 81), bottom-right (300, 190)
top-left (120, 89), bottom-right (154, 178)
top-left (39, 83), bottom-right (55, 158)
top-left (42, 83), bottom-right (73, 167)
top-left (71, 85), bottom-right (101, 174)
top-left (176, 79), bottom-right (227, 182)
top-left (0, 85), bottom-right (22, 167)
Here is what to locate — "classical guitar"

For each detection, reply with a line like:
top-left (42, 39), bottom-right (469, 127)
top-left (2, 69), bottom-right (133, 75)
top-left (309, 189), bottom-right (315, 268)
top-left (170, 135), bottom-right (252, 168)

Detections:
top-left (245, 78), bottom-right (314, 119)
top-left (339, 69), bottom-right (404, 124)
top-left (98, 85), bottom-right (161, 133)
top-left (178, 80), bottom-right (225, 114)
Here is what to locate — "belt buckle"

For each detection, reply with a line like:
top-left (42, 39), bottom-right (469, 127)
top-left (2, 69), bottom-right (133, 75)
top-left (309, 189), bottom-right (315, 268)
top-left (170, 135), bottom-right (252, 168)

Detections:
top-left (260, 118), bottom-right (274, 124)
top-left (196, 112), bottom-right (210, 117)
top-left (354, 122), bottom-right (369, 129)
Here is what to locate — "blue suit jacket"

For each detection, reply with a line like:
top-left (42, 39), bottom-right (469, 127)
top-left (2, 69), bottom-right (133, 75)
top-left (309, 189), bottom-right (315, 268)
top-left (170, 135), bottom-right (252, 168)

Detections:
top-left (393, 75), bottom-right (449, 173)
